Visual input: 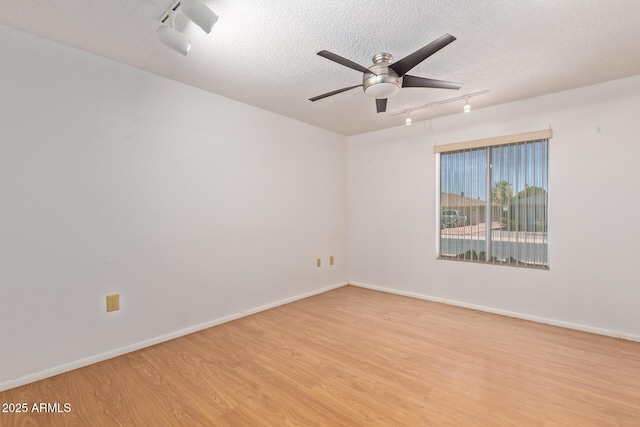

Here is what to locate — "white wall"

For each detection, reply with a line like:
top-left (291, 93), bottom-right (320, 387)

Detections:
top-left (3, 22), bottom-right (638, 392)
top-left (349, 75), bottom-right (640, 340)
top-left (0, 26), bottom-right (348, 389)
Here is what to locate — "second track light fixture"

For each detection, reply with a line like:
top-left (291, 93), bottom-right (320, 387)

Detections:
top-left (181, 0), bottom-right (218, 34)
top-left (405, 112), bottom-right (412, 126)
top-left (156, 10), bottom-right (191, 56)
top-left (157, 0), bottom-right (218, 55)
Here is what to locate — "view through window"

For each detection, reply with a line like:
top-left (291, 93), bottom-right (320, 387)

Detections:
top-left (438, 135), bottom-right (549, 268)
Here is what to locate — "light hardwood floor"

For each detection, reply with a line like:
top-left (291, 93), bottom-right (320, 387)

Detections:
top-left (1, 285), bottom-right (640, 426)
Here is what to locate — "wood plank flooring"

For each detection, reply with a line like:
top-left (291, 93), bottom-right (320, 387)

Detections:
top-left (1, 285), bottom-right (640, 426)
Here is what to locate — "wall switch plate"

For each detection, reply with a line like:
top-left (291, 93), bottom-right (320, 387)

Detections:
top-left (330, 256), bottom-right (334, 265)
top-left (106, 294), bottom-right (120, 312)
top-left (317, 258), bottom-right (321, 267)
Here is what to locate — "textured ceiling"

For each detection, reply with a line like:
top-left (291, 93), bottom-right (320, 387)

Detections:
top-left (1, 0), bottom-right (640, 136)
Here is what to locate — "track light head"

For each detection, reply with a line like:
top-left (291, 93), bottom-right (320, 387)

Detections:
top-left (464, 99), bottom-right (471, 113)
top-left (156, 11), bottom-right (191, 55)
top-left (405, 113), bottom-right (412, 125)
top-left (157, 26), bottom-right (191, 55)
top-left (181, 0), bottom-right (218, 34)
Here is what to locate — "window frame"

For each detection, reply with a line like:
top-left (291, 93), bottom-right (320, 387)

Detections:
top-left (435, 129), bottom-right (551, 269)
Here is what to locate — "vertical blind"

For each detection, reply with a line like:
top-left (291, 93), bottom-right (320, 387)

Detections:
top-left (437, 130), bottom-right (550, 269)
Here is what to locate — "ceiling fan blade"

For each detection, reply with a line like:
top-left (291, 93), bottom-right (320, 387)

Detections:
top-left (376, 98), bottom-right (387, 113)
top-left (317, 50), bottom-right (374, 74)
top-left (402, 75), bottom-right (463, 90)
top-left (389, 34), bottom-right (456, 77)
top-left (309, 85), bottom-right (362, 102)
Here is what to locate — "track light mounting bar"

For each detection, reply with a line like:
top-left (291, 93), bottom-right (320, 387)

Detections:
top-left (388, 90), bottom-right (491, 116)
top-left (160, 0), bottom-right (183, 23)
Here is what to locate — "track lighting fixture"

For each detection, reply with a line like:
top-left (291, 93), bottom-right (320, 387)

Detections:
top-left (157, 0), bottom-right (218, 54)
top-left (156, 10), bottom-right (191, 56)
top-left (389, 90), bottom-right (490, 124)
top-left (181, 0), bottom-right (218, 34)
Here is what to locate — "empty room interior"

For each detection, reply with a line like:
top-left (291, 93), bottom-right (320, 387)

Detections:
top-left (2, 1), bottom-right (640, 425)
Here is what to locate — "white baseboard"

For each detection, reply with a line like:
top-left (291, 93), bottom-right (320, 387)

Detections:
top-left (0, 281), bottom-right (348, 393)
top-left (348, 281), bottom-right (640, 343)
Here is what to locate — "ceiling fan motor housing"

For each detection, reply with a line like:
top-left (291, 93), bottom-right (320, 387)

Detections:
top-left (363, 53), bottom-right (402, 98)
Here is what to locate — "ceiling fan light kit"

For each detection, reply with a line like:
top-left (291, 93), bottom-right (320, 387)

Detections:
top-left (157, 0), bottom-right (218, 55)
top-left (310, 34), bottom-right (463, 113)
top-left (363, 53), bottom-right (401, 99)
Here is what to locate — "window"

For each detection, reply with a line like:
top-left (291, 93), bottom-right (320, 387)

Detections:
top-left (436, 130), bottom-right (550, 269)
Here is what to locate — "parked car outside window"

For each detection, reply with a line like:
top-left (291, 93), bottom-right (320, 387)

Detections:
top-left (441, 210), bottom-right (467, 228)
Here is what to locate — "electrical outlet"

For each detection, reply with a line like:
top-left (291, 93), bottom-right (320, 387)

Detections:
top-left (106, 294), bottom-right (120, 312)
top-left (330, 256), bottom-right (334, 265)
top-left (317, 258), bottom-right (321, 267)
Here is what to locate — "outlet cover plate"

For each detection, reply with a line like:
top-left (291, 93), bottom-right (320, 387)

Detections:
top-left (106, 294), bottom-right (120, 312)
